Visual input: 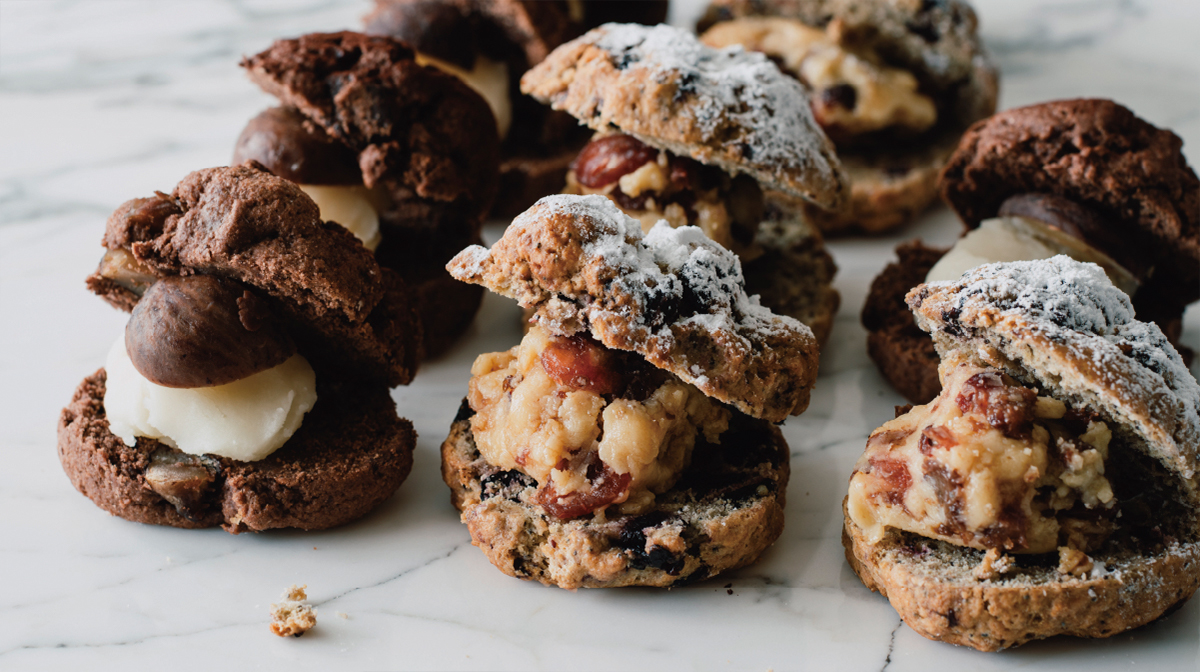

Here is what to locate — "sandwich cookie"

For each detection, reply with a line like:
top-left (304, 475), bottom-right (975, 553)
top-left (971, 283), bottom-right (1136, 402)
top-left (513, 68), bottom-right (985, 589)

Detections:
top-left (441, 194), bottom-right (820, 588)
top-left (234, 31), bottom-right (500, 358)
top-left (864, 99), bottom-right (1200, 403)
top-left (521, 22), bottom-right (848, 343)
top-left (63, 162), bottom-right (421, 532)
top-left (845, 256), bottom-right (1200, 650)
top-left (698, 0), bottom-right (998, 234)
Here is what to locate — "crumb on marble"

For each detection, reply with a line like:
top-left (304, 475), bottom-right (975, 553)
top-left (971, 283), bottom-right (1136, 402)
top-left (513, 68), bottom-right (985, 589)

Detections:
top-left (270, 584), bottom-right (317, 637)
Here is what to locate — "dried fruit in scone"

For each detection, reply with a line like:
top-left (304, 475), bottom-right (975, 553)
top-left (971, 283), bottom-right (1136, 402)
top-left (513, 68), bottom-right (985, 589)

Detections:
top-left (235, 31), bottom-right (498, 357)
top-left (863, 99), bottom-right (1199, 403)
top-left (844, 256), bottom-right (1200, 650)
top-left (441, 193), bottom-right (815, 588)
top-left (698, 0), bottom-right (999, 234)
top-left (447, 194), bottom-right (821, 423)
top-left (64, 163), bottom-right (419, 532)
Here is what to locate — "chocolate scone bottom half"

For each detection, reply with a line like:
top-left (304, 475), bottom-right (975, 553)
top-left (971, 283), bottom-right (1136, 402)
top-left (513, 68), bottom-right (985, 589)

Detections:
top-left (697, 0), bottom-right (999, 234)
top-left (521, 23), bottom-right (849, 212)
top-left (443, 404), bottom-right (789, 589)
top-left (59, 370), bottom-right (415, 533)
top-left (448, 194), bottom-right (821, 424)
top-left (86, 163), bottom-right (422, 387)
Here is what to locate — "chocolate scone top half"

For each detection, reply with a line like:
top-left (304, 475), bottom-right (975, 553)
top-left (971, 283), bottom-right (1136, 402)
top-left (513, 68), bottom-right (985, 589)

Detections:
top-left (698, 0), bottom-right (998, 153)
top-left (940, 98), bottom-right (1200, 316)
top-left (449, 194), bottom-right (821, 424)
top-left (235, 31), bottom-right (500, 266)
top-left (850, 256), bottom-right (1199, 584)
top-left (87, 161), bottom-right (422, 388)
top-left (521, 22), bottom-right (849, 213)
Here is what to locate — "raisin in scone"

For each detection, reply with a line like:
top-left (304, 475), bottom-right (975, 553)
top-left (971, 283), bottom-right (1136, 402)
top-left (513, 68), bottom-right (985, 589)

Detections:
top-left (863, 99), bottom-right (1200, 403)
top-left (441, 194), bottom-right (820, 588)
top-left (62, 163), bottom-right (420, 532)
top-left (698, 0), bottom-right (998, 234)
top-left (521, 22), bottom-right (847, 343)
top-left (845, 256), bottom-right (1200, 650)
top-left (234, 31), bottom-right (498, 358)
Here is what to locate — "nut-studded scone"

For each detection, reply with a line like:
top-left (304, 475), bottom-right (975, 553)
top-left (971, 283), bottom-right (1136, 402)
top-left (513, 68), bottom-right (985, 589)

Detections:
top-left (864, 99), bottom-right (1200, 403)
top-left (63, 163), bottom-right (420, 533)
top-left (441, 194), bottom-right (820, 588)
top-left (698, 0), bottom-right (998, 234)
top-left (234, 31), bottom-right (499, 358)
top-left (521, 22), bottom-right (846, 343)
top-left (845, 256), bottom-right (1200, 650)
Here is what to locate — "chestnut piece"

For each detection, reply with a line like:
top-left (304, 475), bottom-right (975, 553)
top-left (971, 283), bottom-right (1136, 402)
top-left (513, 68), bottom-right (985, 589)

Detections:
top-left (125, 275), bottom-right (296, 388)
top-left (571, 134), bottom-right (658, 189)
top-left (144, 447), bottom-right (221, 521)
top-left (232, 107), bottom-right (363, 186)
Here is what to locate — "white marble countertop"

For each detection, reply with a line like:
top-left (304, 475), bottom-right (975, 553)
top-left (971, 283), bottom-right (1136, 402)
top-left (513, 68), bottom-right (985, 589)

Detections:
top-left (2, 1), bottom-right (1197, 669)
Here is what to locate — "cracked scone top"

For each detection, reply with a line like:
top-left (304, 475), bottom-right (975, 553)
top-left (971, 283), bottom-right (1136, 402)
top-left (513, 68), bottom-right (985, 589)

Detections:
top-left (520, 22), bottom-right (848, 211)
top-left (448, 194), bottom-right (820, 423)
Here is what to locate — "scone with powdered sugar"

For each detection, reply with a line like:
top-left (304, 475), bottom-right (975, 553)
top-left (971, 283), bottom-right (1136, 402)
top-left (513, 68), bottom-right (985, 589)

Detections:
top-left (844, 255), bottom-right (1200, 650)
top-left (521, 22), bottom-right (846, 344)
top-left (440, 194), bottom-right (820, 589)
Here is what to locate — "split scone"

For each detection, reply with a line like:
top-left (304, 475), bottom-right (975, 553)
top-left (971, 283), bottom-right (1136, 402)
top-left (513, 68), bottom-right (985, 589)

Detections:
top-left (521, 22), bottom-right (848, 343)
top-left (698, 0), bottom-right (998, 234)
top-left (864, 99), bottom-right (1200, 403)
top-left (63, 163), bottom-right (421, 532)
top-left (845, 256), bottom-right (1200, 650)
top-left (362, 0), bottom-right (668, 217)
top-left (234, 32), bottom-right (498, 358)
top-left (442, 194), bottom-right (821, 589)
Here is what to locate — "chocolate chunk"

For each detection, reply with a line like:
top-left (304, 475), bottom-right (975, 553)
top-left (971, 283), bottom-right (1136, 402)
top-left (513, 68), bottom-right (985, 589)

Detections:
top-left (125, 275), bottom-right (295, 388)
top-left (233, 107), bottom-right (363, 186)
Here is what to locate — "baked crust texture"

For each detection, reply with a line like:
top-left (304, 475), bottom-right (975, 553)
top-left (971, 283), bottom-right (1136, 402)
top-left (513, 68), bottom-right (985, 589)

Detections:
top-left (447, 194), bottom-right (821, 423)
top-left (442, 402), bottom-right (789, 589)
top-left (520, 23), bottom-right (849, 211)
top-left (58, 370), bottom-right (415, 533)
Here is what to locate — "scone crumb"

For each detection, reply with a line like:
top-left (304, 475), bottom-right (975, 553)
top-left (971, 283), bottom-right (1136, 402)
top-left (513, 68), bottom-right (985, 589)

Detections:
top-left (1057, 546), bottom-right (1094, 577)
top-left (974, 548), bottom-right (1014, 581)
top-left (269, 584), bottom-right (317, 637)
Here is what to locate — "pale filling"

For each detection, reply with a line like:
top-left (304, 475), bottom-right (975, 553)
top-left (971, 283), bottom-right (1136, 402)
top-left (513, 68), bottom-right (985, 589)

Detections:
top-left (700, 17), bottom-right (937, 136)
top-left (298, 184), bottom-right (382, 251)
top-left (926, 216), bottom-right (1140, 296)
top-left (104, 333), bottom-right (317, 462)
top-left (467, 325), bottom-right (730, 515)
top-left (848, 357), bottom-right (1115, 554)
top-left (416, 52), bottom-right (512, 139)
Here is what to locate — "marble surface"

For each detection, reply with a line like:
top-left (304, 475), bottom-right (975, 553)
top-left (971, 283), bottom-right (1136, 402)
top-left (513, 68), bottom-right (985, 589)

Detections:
top-left (1, 0), bottom-right (1198, 669)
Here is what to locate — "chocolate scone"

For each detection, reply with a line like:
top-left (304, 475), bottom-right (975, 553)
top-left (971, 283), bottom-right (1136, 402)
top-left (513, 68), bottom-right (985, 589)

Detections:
top-left (845, 257), bottom-right (1200, 650)
top-left (235, 31), bottom-right (499, 357)
top-left (440, 194), bottom-right (818, 589)
top-left (698, 0), bottom-right (998, 234)
top-left (65, 164), bottom-right (421, 532)
top-left (864, 99), bottom-right (1199, 403)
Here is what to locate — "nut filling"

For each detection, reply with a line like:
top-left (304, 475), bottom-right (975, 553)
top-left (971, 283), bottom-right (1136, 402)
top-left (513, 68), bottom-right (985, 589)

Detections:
top-left (849, 357), bottom-right (1119, 555)
top-left (467, 325), bottom-right (730, 520)
top-left (563, 132), bottom-right (764, 257)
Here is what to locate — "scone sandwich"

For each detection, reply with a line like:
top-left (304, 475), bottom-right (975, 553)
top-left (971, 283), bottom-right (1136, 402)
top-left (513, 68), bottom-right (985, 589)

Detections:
top-left (698, 0), bottom-right (998, 234)
top-left (521, 22), bottom-right (848, 343)
top-left (441, 194), bottom-right (821, 589)
top-left (864, 99), bottom-right (1199, 403)
top-left (234, 31), bottom-right (499, 358)
top-left (363, 0), bottom-right (667, 217)
top-left (61, 162), bottom-right (421, 532)
top-left (845, 256), bottom-right (1200, 650)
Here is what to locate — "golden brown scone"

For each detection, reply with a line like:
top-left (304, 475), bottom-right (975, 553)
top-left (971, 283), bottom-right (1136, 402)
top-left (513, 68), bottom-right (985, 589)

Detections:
top-left (845, 256), bottom-right (1200, 650)
top-left (446, 194), bottom-right (821, 423)
top-left (520, 23), bottom-right (849, 212)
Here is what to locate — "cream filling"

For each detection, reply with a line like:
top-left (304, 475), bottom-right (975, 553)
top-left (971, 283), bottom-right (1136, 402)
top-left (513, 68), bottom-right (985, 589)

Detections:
top-left (926, 216), bottom-right (1140, 296)
top-left (467, 325), bottom-right (729, 514)
top-left (298, 184), bottom-right (382, 251)
top-left (416, 52), bottom-right (511, 139)
top-left (104, 333), bottom-right (317, 462)
top-left (700, 16), bottom-right (937, 136)
top-left (848, 357), bottom-right (1114, 554)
